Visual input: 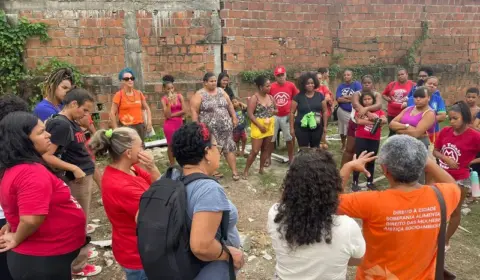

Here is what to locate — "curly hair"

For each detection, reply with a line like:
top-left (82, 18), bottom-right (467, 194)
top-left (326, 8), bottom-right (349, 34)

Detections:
top-left (297, 72), bottom-right (320, 94)
top-left (172, 122), bottom-right (213, 166)
top-left (0, 95), bottom-right (29, 121)
top-left (274, 149), bottom-right (342, 248)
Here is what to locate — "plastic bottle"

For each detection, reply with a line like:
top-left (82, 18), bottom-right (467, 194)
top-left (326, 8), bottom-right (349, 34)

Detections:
top-left (470, 169), bottom-right (480, 198)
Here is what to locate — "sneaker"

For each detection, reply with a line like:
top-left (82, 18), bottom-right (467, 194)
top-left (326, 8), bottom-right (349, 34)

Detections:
top-left (88, 249), bottom-right (98, 259)
top-left (351, 183), bottom-right (360, 192)
top-left (366, 183), bottom-right (378, 191)
top-left (72, 264), bottom-right (102, 277)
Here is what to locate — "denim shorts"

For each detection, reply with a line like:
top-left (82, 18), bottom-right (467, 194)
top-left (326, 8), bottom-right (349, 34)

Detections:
top-left (124, 267), bottom-right (148, 280)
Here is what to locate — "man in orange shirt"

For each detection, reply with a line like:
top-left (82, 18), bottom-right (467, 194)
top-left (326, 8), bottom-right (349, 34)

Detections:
top-left (338, 135), bottom-right (460, 280)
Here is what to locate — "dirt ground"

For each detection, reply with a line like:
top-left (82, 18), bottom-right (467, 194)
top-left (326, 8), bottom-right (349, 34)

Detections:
top-left (84, 125), bottom-right (480, 280)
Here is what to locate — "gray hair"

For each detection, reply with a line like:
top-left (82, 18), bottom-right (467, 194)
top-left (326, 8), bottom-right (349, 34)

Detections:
top-left (377, 135), bottom-right (427, 183)
top-left (88, 127), bottom-right (139, 161)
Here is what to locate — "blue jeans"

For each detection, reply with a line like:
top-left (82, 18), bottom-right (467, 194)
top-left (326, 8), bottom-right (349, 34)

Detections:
top-left (124, 268), bottom-right (148, 280)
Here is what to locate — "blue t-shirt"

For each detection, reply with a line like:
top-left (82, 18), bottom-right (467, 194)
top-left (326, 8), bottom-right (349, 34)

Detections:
top-left (33, 99), bottom-right (63, 121)
top-left (335, 81), bottom-right (362, 112)
top-left (234, 110), bottom-right (247, 132)
top-left (407, 90), bottom-right (446, 132)
top-left (186, 178), bottom-right (240, 279)
top-left (477, 111), bottom-right (480, 120)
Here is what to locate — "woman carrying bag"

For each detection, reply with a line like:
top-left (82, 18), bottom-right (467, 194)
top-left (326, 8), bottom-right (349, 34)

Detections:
top-left (290, 72), bottom-right (328, 149)
top-left (110, 68), bottom-right (152, 143)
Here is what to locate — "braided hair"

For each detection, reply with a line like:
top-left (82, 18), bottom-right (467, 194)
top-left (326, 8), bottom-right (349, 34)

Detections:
top-left (43, 68), bottom-right (74, 102)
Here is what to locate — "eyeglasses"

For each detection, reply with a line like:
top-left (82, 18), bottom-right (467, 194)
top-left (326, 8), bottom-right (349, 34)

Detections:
top-left (122, 77), bottom-right (135, 81)
top-left (211, 144), bottom-right (223, 151)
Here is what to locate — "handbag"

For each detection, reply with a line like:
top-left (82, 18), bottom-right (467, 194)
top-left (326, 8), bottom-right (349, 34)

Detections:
top-left (429, 185), bottom-right (456, 280)
top-left (304, 94), bottom-right (322, 125)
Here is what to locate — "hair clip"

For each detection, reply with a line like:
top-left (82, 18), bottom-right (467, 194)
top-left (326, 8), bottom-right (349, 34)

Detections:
top-left (105, 129), bottom-right (113, 139)
top-left (199, 123), bottom-right (209, 141)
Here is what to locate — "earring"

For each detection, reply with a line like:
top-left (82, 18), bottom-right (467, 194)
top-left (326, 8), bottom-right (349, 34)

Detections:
top-left (207, 160), bottom-right (211, 165)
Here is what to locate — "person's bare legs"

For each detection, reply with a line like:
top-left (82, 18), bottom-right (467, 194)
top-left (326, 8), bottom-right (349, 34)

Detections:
top-left (265, 141), bottom-right (275, 167)
top-left (243, 138), bottom-right (263, 177)
top-left (93, 168), bottom-right (102, 190)
top-left (225, 151), bottom-right (239, 180)
top-left (340, 134), bottom-right (347, 151)
top-left (446, 186), bottom-right (468, 248)
top-left (240, 135), bottom-right (247, 157)
top-left (341, 136), bottom-right (356, 167)
top-left (286, 140), bottom-right (294, 163)
top-left (259, 136), bottom-right (273, 174)
top-left (167, 145), bottom-right (175, 166)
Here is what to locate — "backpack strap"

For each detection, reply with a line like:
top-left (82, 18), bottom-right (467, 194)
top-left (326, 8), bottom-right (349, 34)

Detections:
top-left (429, 185), bottom-right (447, 280)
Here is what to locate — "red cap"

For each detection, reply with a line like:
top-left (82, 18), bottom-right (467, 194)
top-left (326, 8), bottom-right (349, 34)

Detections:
top-left (274, 66), bottom-right (286, 76)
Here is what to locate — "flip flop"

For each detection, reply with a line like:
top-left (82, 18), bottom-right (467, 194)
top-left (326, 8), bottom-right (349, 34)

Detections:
top-left (264, 160), bottom-right (271, 168)
top-left (213, 172), bottom-right (224, 179)
top-left (232, 174), bottom-right (240, 181)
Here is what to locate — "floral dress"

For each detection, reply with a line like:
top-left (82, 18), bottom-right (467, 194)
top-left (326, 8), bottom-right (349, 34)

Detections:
top-left (199, 88), bottom-right (236, 153)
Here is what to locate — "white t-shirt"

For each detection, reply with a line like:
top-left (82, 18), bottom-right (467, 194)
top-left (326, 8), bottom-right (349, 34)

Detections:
top-left (267, 204), bottom-right (365, 280)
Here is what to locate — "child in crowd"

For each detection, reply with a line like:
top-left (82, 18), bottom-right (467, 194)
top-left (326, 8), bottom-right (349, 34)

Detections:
top-left (352, 92), bottom-right (387, 191)
top-left (233, 98), bottom-right (248, 157)
top-left (465, 87), bottom-right (480, 121)
top-left (433, 101), bottom-right (480, 250)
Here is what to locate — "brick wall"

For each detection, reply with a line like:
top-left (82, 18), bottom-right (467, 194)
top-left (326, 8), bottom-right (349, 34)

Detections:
top-left (3, 0), bottom-right (480, 127)
top-left (222, 0), bottom-right (480, 104)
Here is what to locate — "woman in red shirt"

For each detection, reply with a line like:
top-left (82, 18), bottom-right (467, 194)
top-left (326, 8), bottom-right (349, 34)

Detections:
top-left (382, 68), bottom-right (415, 136)
top-left (433, 101), bottom-right (480, 249)
top-left (0, 112), bottom-right (88, 280)
top-left (89, 127), bottom-right (161, 280)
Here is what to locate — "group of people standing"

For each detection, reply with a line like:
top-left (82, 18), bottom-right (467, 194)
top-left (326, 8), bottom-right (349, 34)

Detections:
top-left (0, 62), bottom-right (479, 280)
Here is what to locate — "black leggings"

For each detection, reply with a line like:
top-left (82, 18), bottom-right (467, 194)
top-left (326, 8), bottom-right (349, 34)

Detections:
top-left (387, 116), bottom-right (396, 137)
top-left (353, 138), bottom-right (380, 184)
top-left (0, 219), bottom-right (12, 280)
top-left (294, 123), bottom-right (323, 148)
top-left (7, 249), bottom-right (80, 280)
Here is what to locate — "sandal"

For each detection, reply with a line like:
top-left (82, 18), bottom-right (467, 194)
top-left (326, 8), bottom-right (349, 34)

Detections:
top-left (232, 174), bottom-right (240, 181)
top-left (213, 172), bottom-right (224, 179)
top-left (264, 159), bottom-right (271, 168)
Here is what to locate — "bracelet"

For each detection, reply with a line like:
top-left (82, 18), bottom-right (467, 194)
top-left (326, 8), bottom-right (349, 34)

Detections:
top-left (217, 245), bottom-right (224, 259)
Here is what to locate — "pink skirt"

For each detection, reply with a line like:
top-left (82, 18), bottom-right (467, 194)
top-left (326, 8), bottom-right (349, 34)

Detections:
top-left (164, 117), bottom-right (183, 144)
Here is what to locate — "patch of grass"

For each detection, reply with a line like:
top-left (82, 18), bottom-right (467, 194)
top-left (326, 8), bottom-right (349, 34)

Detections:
top-left (258, 170), bottom-right (281, 191)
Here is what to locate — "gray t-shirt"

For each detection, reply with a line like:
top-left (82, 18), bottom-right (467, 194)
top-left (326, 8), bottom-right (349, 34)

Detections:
top-left (186, 178), bottom-right (240, 280)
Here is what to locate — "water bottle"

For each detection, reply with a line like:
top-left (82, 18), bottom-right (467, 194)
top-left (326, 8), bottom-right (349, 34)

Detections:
top-left (470, 169), bottom-right (480, 198)
top-left (370, 118), bottom-right (382, 135)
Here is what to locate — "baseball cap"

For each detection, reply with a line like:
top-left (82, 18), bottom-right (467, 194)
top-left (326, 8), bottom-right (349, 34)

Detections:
top-left (274, 66), bottom-right (286, 76)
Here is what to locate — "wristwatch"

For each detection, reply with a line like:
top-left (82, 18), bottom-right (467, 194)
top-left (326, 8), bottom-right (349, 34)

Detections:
top-left (405, 124), bottom-right (410, 129)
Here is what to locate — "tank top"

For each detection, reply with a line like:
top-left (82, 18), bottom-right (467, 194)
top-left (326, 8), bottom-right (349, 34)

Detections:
top-left (399, 106), bottom-right (434, 134)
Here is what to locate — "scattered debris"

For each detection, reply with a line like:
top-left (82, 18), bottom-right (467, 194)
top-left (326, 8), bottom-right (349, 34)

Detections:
top-left (92, 219), bottom-right (101, 224)
top-left (106, 259), bottom-right (114, 267)
top-left (461, 208), bottom-right (471, 216)
top-left (458, 225), bottom-right (472, 234)
top-left (247, 255), bottom-right (257, 262)
top-left (87, 224), bottom-right (101, 230)
top-left (248, 218), bottom-right (255, 223)
top-left (97, 199), bottom-right (103, 206)
top-left (262, 252), bottom-right (273, 261)
top-left (91, 240), bottom-right (112, 248)
top-left (103, 250), bottom-right (113, 258)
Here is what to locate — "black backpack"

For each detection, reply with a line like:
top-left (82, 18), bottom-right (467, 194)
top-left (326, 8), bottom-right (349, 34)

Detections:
top-left (137, 166), bottom-right (236, 280)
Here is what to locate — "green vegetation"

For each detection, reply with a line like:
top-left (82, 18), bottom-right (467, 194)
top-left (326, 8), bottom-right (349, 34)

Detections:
top-left (404, 21), bottom-right (429, 69)
top-left (0, 11), bottom-right (49, 94)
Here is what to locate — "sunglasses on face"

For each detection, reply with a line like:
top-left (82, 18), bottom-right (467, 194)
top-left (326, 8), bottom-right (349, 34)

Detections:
top-left (123, 77), bottom-right (135, 81)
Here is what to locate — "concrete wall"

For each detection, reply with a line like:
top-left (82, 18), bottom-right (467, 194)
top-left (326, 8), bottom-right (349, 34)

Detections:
top-left (2, 0), bottom-right (480, 127)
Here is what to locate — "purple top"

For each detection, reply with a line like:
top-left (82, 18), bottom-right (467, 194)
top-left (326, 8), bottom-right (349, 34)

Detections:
top-left (399, 106), bottom-right (434, 134)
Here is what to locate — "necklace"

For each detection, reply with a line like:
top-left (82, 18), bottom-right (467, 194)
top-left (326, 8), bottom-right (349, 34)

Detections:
top-left (124, 89), bottom-right (136, 103)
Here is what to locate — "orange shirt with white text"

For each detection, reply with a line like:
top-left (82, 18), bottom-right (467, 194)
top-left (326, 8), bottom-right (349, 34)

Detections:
top-left (339, 184), bottom-right (460, 280)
